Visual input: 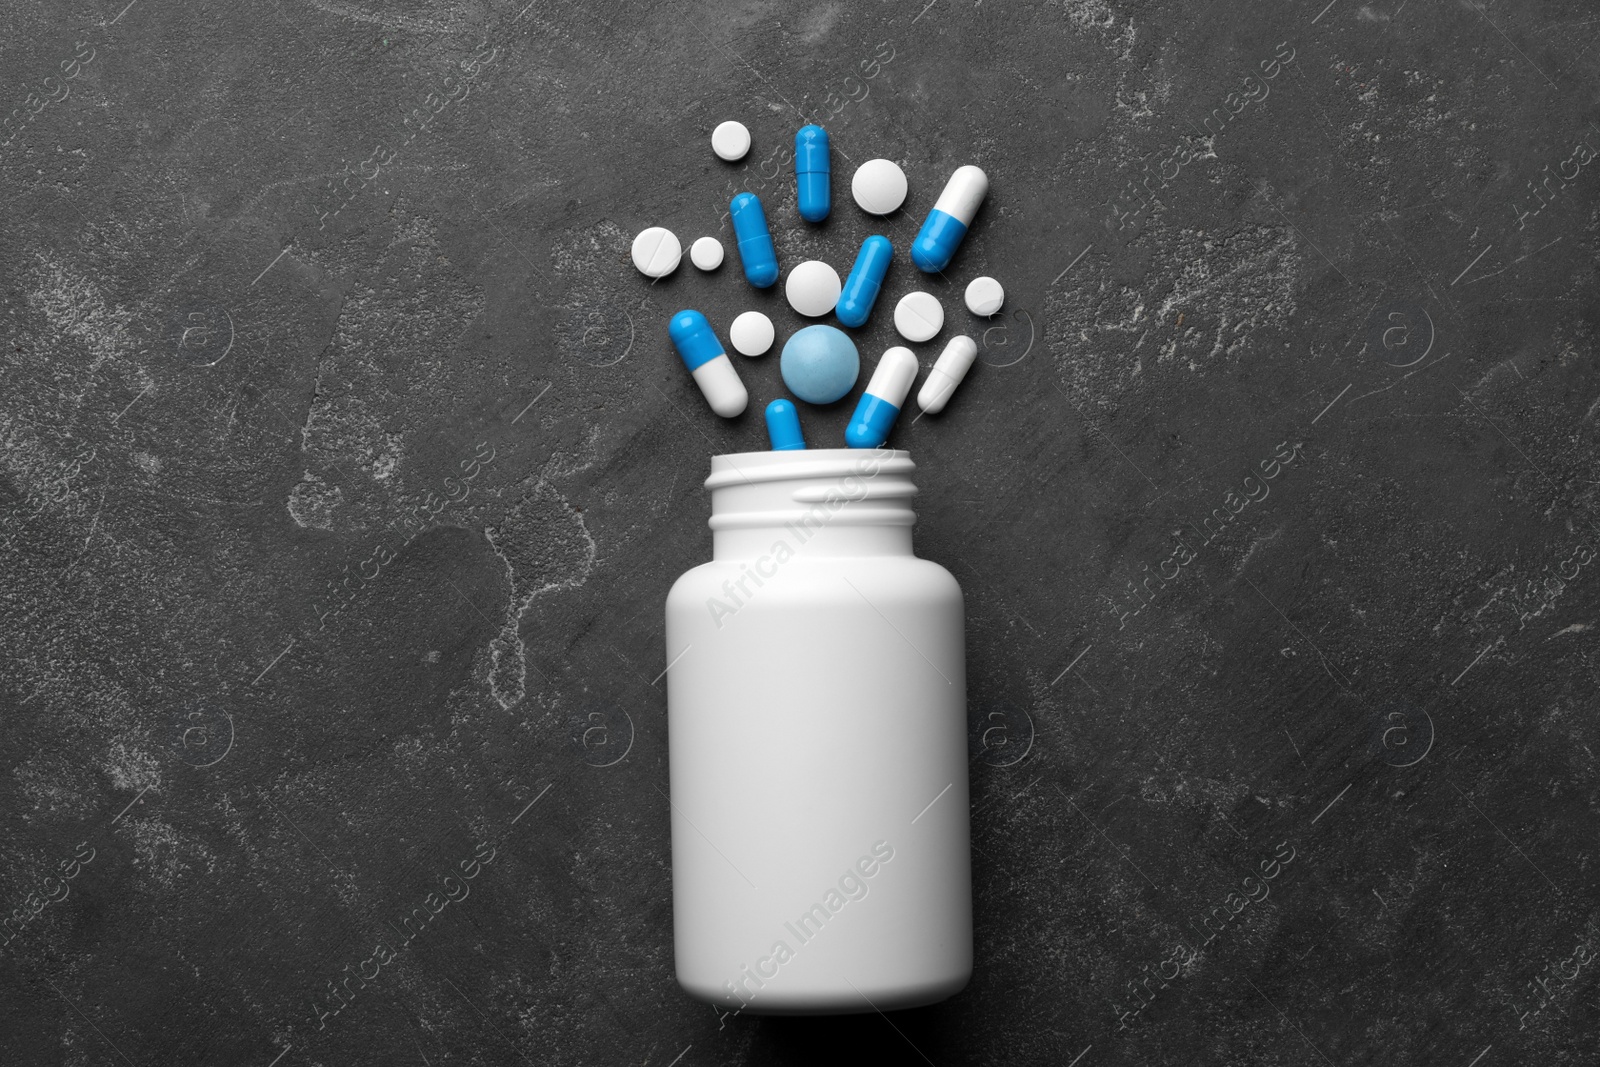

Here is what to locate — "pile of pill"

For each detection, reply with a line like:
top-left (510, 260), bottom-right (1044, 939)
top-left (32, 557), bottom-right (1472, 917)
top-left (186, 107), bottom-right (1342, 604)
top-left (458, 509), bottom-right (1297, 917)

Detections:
top-left (633, 119), bottom-right (1005, 451)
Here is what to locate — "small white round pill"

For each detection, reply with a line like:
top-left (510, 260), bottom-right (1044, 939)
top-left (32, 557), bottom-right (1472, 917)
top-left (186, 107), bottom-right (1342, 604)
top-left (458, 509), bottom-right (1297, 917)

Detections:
top-left (712, 120), bottom-right (751, 162)
top-left (894, 291), bottom-right (945, 342)
top-left (964, 276), bottom-right (1005, 316)
top-left (690, 236), bottom-right (724, 271)
top-left (785, 260), bottom-right (842, 318)
top-left (631, 227), bottom-right (681, 278)
top-left (729, 311), bottom-right (775, 357)
top-left (851, 158), bottom-right (908, 215)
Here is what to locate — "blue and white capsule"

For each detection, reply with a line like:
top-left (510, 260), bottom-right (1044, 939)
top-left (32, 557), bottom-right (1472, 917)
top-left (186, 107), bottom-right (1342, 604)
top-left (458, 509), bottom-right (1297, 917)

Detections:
top-left (795, 125), bottom-right (831, 222)
top-left (910, 165), bottom-right (988, 273)
top-left (730, 192), bottom-right (780, 288)
top-left (764, 399), bottom-right (806, 451)
top-left (669, 310), bottom-right (748, 418)
top-left (845, 346), bottom-right (920, 449)
top-left (835, 235), bottom-right (892, 329)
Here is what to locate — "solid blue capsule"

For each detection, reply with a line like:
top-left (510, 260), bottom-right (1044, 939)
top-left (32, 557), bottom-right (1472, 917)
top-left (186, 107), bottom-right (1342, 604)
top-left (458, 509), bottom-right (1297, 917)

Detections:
top-left (795, 125), bottom-right (830, 223)
top-left (911, 165), bottom-right (989, 273)
top-left (730, 192), bottom-right (780, 288)
top-left (835, 235), bottom-right (893, 329)
top-left (845, 347), bottom-right (920, 449)
top-left (765, 399), bottom-right (806, 451)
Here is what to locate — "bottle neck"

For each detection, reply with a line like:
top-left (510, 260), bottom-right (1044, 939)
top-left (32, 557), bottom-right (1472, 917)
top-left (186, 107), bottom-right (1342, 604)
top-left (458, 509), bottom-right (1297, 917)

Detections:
top-left (705, 448), bottom-right (919, 559)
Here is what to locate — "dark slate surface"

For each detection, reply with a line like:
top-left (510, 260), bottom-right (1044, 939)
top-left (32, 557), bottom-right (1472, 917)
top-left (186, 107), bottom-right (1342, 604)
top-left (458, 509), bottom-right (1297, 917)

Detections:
top-left (3, 0), bottom-right (1598, 1064)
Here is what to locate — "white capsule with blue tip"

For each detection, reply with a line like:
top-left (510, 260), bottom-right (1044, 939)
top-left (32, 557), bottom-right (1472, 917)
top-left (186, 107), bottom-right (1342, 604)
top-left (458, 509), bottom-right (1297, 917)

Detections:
top-left (669, 310), bottom-right (748, 417)
top-left (910, 165), bottom-right (988, 273)
top-left (845, 347), bottom-right (919, 449)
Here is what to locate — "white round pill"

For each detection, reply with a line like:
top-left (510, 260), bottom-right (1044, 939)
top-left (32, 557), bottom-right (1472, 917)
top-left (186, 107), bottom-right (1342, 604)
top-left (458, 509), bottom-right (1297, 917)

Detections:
top-left (729, 311), bottom-right (775, 356)
top-left (785, 260), bottom-right (842, 318)
top-left (894, 291), bottom-right (945, 342)
top-left (690, 236), bottom-right (724, 271)
top-left (964, 276), bottom-right (1005, 316)
top-left (712, 120), bottom-right (751, 162)
top-left (631, 227), bottom-right (681, 278)
top-left (851, 158), bottom-right (908, 215)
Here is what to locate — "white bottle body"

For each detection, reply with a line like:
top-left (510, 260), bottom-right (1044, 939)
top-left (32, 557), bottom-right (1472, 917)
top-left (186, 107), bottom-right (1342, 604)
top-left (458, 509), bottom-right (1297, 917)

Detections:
top-left (665, 449), bottom-right (972, 1015)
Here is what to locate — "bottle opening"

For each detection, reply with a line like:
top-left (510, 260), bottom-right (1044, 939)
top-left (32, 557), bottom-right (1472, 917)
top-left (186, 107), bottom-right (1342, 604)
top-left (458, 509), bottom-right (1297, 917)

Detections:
top-left (705, 447), bottom-right (914, 489)
top-left (704, 448), bottom-right (919, 557)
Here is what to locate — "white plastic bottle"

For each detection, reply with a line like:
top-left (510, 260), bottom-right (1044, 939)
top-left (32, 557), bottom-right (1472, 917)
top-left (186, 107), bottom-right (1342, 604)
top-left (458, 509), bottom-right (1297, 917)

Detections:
top-left (664, 448), bottom-right (972, 1015)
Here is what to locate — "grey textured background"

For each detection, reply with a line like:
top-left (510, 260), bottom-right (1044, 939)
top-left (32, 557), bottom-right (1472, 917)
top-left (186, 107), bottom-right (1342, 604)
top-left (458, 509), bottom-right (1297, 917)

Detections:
top-left (3, 0), bottom-right (1599, 1064)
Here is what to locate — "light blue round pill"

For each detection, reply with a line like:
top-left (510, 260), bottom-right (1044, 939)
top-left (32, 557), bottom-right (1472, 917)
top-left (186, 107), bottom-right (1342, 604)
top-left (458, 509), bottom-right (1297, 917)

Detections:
top-left (780, 325), bottom-right (860, 405)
